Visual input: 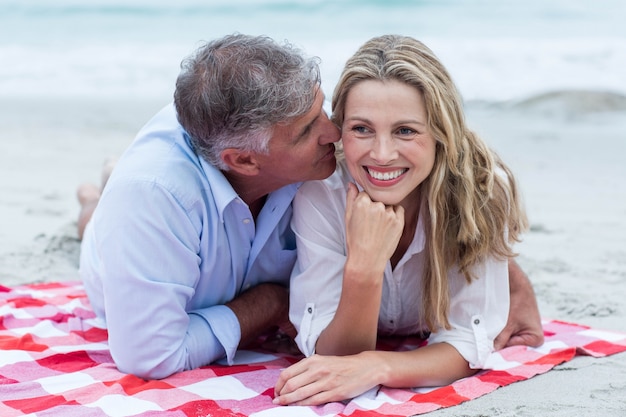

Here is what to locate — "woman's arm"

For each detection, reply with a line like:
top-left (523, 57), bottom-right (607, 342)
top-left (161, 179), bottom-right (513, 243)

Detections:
top-left (315, 183), bottom-right (404, 355)
top-left (289, 176), bottom-right (404, 357)
top-left (273, 342), bottom-right (475, 406)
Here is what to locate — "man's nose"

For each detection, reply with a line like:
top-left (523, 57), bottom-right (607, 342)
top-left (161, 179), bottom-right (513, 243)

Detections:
top-left (319, 113), bottom-right (340, 144)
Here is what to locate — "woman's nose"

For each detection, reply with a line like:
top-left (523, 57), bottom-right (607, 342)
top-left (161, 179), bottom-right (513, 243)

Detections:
top-left (370, 135), bottom-right (397, 164)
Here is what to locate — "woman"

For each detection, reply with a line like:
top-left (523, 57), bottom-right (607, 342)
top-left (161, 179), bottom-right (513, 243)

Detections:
top-left (273, 35), bottom-right (528, 406)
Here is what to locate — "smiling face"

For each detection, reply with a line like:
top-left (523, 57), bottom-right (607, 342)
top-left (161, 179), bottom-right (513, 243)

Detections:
top-left (341, 79), bottom-right (436, 209)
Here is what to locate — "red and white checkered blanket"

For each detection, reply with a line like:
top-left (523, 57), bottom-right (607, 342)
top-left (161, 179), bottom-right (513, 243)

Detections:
top-left (1, 281), bottom-right (625, 417)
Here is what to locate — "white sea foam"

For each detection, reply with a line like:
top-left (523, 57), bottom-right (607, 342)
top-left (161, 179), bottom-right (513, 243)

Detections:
top-left (1, 0), bottom-right (624, 102)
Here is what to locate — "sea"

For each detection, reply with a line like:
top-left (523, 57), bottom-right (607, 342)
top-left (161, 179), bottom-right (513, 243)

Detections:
top-left (1, 0), bottom-right (625, 106)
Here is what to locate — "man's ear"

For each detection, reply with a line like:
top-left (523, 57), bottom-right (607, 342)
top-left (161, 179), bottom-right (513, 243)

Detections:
top-left (220, 148), bottom-right (260, 176)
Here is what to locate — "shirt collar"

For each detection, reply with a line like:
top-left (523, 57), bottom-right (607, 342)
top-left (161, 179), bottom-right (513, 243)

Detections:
top-left (198, 154), bottom-right (302, 224)
top-left (198, 156), bottom-right (239, 223)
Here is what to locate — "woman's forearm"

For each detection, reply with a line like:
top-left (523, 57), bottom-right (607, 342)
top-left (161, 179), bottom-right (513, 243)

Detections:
top-left (315, 260), bottom-right (384, 355)
top-left (273, 342), bottom-right (477, 406)
top-left (372, 342), bottom-right (476, 388)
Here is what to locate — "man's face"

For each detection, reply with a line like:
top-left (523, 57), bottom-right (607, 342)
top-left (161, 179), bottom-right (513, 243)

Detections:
top-left (255, 89), bottom-right (340, 188)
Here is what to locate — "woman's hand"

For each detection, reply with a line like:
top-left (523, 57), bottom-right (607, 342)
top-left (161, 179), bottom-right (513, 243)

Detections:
top-left (273, 352), bottom-right (381, 406)
top-left (273, 344), bottom-right (475, 407)
top-left (344, 182), bottom-right (404, 277)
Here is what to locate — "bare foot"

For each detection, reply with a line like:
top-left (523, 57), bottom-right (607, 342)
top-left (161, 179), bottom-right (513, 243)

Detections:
top-left (76, 157), bottom-right (118, 240)
top-left (77, 183), bottom-right (101, 240)
top-left (77, 183), bottom-right (100, 206)
top-left (101, 156), bottom-right (117, 189)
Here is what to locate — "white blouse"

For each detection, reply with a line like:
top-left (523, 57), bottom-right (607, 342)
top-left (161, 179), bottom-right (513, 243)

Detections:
top-left (289, 160), bottom-right (510, 369)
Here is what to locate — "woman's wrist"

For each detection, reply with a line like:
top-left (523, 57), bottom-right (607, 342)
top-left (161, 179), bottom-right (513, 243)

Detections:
top-left (358, 350), bottom-right (392, 387)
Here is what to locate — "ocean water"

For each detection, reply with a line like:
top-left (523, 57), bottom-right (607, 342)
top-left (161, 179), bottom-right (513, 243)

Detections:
top-left (1, 0), bottom-right (625, 104)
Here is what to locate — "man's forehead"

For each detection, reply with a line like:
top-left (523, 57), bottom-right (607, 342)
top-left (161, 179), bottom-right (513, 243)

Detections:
top-left (296, 94), bottom-right (325, 135)
top-left (311, 89), bottom-right (327, 115)
top-left (288, 91), bottom-right (324, 127)
top-left (270, 88), bottom-right (326, 146)
top-left (322, 96), bottom-right (332, 115)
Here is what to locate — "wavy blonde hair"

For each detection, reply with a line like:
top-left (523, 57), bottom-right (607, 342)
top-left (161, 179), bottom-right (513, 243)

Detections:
top-left (331, 35), bottom-right (528, 331)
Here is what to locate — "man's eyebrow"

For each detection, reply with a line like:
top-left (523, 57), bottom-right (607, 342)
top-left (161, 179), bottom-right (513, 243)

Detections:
top-left (294, 92), bottom-right (324, 142)
top-left (295, 113), bottom-right (319, 142)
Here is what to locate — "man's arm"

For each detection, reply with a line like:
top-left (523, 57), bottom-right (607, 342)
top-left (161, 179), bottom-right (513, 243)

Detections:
top-left (85, 179), bottom-right (289, 379)
top-left (494, 258), bottom-right (544, 350)
top-left (227, 282), bottom-right (295, 348)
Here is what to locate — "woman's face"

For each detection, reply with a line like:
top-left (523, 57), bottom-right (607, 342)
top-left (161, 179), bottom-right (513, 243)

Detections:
top-left (341, 79), bottom-right (436, 208)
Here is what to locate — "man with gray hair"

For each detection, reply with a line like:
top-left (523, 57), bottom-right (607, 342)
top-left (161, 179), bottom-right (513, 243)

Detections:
top-left (79, 34), bottom-right (339, 379)
top-left (78, 33), bottom-right (543, 380)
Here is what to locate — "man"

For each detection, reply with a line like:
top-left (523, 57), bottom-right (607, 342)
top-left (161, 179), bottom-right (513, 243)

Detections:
top-left (79, 33), bottom-right (542, 380)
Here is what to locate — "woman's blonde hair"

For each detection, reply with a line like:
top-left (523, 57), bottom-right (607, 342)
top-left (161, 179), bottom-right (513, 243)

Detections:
top-left (332, 35), bottom-right (528, 331)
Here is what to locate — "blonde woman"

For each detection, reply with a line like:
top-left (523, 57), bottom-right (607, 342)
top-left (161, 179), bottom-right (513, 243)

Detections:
top-left (274, 35), bottom-right (530, 405)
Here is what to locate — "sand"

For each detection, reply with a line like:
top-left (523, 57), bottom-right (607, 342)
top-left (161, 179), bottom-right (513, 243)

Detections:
top-left (1, 93), bottom-right (625, 416)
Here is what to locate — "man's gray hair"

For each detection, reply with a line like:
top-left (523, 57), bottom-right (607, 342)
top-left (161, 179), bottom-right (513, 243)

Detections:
top-left (174, 33), bottom-right (321, 170)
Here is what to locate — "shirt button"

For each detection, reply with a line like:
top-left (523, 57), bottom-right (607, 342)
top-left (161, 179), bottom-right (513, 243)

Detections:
top-left (474, 318), bottom-right (480, 325)
top-left (307, 307), bottom-right (313, 314)
top-left (242, 218), bottom-right (251, 224)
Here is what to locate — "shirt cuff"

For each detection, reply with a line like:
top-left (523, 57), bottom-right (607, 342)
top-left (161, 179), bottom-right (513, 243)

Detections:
top-left (189, 305), bottom-right (241, 366)
top-left (469, 314), bottom-right (491, 368)
top-left (294, 302), bottom-right (317, 357)
top-left (428, 314), bottom-right (493, 369)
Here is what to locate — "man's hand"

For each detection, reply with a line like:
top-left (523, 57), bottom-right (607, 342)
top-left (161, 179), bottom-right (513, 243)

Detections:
top-left (494, 259), bottom-right (544, 350)
top-left (261, 330), bottom-right (301, 356)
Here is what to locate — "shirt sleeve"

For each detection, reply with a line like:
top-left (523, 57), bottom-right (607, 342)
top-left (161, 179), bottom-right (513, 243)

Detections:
top-left (289, 174), bottom-right (348, 357)
top-left (89, 179), bottom-right (238, 379)
top-left (427, 257), bottom-right (510, 368)
top-left (190, 305), bottom-right (241, 366)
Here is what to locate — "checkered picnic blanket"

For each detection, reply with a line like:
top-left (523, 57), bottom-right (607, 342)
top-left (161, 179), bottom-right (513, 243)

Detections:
top-left (1, 281), bottom-right (625, 417)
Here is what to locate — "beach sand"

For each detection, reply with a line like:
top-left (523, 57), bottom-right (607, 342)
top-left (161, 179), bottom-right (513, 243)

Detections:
top-left (1, 94), bottom-right (625, 416)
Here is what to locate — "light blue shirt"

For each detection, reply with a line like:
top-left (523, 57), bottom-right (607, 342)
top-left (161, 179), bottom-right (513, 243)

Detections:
top-left (79, 104), bottom-right (298, 379)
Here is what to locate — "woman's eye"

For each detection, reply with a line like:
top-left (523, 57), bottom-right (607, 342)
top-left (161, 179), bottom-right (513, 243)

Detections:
top-left (353, 125), bottom-right (369, 134)
top-left (398, 127), bottom-right (415, 135)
